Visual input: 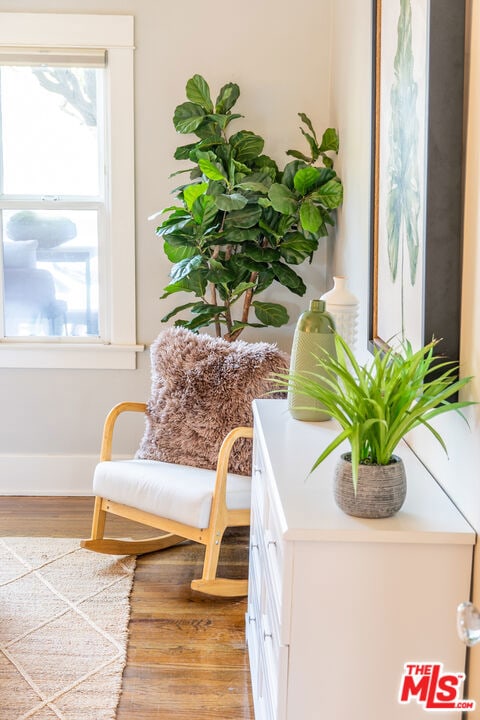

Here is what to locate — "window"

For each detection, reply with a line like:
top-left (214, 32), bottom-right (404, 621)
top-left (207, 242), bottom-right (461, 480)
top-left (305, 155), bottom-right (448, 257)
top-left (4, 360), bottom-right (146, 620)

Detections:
top-left (0, 14), bottom-right (142, 368)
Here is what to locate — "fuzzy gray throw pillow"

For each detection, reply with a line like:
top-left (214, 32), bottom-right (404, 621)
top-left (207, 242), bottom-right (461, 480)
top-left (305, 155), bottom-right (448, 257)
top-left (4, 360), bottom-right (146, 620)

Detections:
top-left (136, 327), bottom-right (289, 475)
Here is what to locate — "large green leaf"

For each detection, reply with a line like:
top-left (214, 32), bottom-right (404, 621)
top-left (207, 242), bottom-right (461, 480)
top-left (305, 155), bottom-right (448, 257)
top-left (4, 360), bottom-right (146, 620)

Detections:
top-left (160, 268), bottom-right (207, 298)
top-left (207, 258), bottom-right (236, 284)
top-left (206, 180), bottom-right (225, 197)
top-left (198, 158), bottom-right (227, 182)
top-left (193, 119), bottom-right (222, 140)
top-left (294, 167), bottom-right (321, 195)
top-left (174, 143), bottom-right (198, 160)
top-left (157, 218), bottom-right (192, 238)
top-left (277, 214), bottom-right (296, 236)
top-left (310, 178), bottom-right (343, 208)
top-left (191, 194), bottom-right (218, 226)
top-left (315, 167), bottom-right (337, 185)
top-left (279, 233), bottom-right (318, 264)
top-left (170, 254), bottom-right (204, 282)
top-left (300, 200), bottom-right (322, 233)
top-left (230, 281), bottom-right (256, 298)
top-left (242, 243), bottom-right (281, 262)
top-left (224, 206), bottom-right (262, 229)
top-left (271, 261), bottom-right (306, 295)
top-left (163, 241), bottom-right (198, 263)
top-left (298, 112), bottom-right (318, 141)
top-left (185, 75), bottom-right (214, 112)
top-left (235, 256), bottom-right (268, 272)
top-left (229, 321), bottom-right (268, 333)
top-left (299, 127), bottom-right (319, 161)
top-left (268, 184), bottom-right (297, 214)
top-left (281, 159), bottom-right (308, 189)
top-left (230, 131), bottom-right (265, 162)
top-left (183, 182), bottom-right (208, 211)
top-left (155, 209), bottom-right (191, 235)
top-left (235, 180), bottom-right (270, 193)
top-left (173, 102), bottom-right (206, 134)
top-left (161, 301), bottom-right (199, 322)
top-left (286, 149), bottom-right (312, 163)
top-left (252, 301), bottom-right (289, 327)
top-left (191, 303), bottom-right (225, 317)
top-left (254, 268), bottom-right (275, 294)
top-left (319, 127), bottom-right (339, 153)
top-left (208, 113), bottom-right (243, 130)
top-left (253, 155), bottom-right (279, 177)
top-left (321, 154), bottom-right (334, 169)
top-left (174, 314), bottom-right (218, 331)
top-left (215, 82), bottom-right (240, 113)
top-left (221, 227), bottom-right (260, 244)
top-left (215, 193), bottom-right (248, 211)
top-left (160, 230), bottom-right (197, 248)
top-left (246, 169), bottom-right (275, 186)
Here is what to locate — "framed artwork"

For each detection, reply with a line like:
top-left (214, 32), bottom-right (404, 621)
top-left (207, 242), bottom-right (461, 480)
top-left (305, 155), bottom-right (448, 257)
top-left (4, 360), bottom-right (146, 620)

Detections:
top-left (369, 0), bottom-right (466, 363)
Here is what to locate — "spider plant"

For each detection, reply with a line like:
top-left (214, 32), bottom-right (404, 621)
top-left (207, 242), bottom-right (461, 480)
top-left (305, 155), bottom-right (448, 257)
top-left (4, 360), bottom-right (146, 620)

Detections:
top-left (274, 334), bottom-right (474, 491)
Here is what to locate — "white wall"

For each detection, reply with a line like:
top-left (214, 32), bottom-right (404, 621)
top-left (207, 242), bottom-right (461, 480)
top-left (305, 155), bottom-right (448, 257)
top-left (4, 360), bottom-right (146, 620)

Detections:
top-left (0, 0), bottom-right (333, 493)
top-left (329, 0), bottom-right (373, 352)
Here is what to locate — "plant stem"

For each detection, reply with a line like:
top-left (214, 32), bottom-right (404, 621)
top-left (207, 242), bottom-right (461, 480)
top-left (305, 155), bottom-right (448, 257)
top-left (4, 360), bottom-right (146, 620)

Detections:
top-left (241, 272), bottom-right (257, 323)
top-left (226, 271), bottom-right (258, 342)
top-left (210, 283), bottom-right (221, 337)
top-left (225, 299), bottom-right (233, 335)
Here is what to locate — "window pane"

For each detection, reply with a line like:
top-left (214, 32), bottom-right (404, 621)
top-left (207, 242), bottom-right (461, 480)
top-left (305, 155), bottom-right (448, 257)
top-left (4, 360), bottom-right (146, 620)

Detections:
top-left (2, 209), bottom-right (99, 338)
top-left (1, 65), bottom-right (102, 196)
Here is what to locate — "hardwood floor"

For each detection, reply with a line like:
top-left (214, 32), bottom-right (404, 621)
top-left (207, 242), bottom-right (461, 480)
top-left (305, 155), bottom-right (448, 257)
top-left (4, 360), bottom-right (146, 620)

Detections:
top-left (0, 496), bottom-right (254, 719)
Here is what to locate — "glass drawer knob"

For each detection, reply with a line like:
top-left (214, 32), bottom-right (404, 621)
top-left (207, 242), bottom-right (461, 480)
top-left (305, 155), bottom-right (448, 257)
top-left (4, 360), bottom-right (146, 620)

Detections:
top-left (457, 602), bottom-right (480, 646)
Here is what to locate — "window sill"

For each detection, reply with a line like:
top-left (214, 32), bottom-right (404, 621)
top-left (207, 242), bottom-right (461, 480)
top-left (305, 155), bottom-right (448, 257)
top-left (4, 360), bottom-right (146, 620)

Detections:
top-left (0, 342), bottom-right (145, 369)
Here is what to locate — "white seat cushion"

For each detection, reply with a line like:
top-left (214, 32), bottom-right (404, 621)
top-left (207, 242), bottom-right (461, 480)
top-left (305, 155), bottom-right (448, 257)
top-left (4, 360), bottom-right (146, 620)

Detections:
top-left (93, 459), bottom-right (251, 529)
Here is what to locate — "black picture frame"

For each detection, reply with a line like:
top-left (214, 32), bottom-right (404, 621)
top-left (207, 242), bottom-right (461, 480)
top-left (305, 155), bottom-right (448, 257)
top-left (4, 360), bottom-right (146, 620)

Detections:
top-left (369, 0), bottom-right (466, 363)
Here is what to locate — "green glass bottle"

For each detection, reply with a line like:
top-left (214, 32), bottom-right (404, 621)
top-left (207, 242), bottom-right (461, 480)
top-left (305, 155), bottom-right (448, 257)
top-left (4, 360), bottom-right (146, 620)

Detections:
top-left (288, 299), bottom-right (336, 421)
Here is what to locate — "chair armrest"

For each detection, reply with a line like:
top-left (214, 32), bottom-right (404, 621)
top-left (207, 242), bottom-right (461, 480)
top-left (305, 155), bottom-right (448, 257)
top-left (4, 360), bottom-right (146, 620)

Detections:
top-left (100, 401), bottom-right (147, 461)
top-left (211, 425), bottom-right (253, 513)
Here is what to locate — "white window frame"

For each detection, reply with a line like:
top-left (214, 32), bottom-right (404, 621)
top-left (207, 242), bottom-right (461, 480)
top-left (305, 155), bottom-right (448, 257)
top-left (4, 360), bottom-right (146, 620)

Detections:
top-left (0, 13), bottom-right (143, 369)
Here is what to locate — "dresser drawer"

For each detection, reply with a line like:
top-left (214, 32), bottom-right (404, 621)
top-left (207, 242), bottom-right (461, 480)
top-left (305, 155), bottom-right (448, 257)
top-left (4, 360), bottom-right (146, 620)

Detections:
top-left (252, 443), bottom-right (284, 589)
top-left (262, 485), bottom-right (284, 606)
top-left (255, 651), bottom-right (276, 720)
top-left (247, 580), bottom-right (276, 720)
top-left (251, 469), bottom-right (265, 522)
top-left (260, 592), bottom-right (288, 709)
top-left (245, 597), bottom-right (260, 688)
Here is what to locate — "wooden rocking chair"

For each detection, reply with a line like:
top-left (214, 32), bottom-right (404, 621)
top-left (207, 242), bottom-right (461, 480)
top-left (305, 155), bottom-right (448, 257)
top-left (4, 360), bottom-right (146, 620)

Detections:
top-left (81, 401), bottom-right (253, 597)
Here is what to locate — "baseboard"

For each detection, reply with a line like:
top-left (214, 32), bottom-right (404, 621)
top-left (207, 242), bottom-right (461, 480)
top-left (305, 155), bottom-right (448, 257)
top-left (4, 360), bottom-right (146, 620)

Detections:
top-left (0, 453), bottom-right (126, 496)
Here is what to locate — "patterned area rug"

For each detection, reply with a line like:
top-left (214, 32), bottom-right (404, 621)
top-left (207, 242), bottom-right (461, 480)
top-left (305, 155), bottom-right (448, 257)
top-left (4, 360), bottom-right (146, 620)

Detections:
top-left (0, 538), bottom-right (136, 720)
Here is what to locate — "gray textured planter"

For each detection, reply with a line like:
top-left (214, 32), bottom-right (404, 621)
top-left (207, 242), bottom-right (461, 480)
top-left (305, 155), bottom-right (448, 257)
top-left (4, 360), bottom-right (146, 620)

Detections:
top-left (334, 453), bottom-right (406, 519)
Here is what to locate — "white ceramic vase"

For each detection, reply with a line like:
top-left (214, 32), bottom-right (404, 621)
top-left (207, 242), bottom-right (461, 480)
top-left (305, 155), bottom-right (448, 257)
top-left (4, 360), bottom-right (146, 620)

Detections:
top-left (321, 276), bottom-right (359, 351)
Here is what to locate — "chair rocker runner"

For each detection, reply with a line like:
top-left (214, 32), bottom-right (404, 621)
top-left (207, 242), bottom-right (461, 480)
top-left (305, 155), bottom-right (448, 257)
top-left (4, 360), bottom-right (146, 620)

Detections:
top-left (81, 401), bottom-right (253, 597)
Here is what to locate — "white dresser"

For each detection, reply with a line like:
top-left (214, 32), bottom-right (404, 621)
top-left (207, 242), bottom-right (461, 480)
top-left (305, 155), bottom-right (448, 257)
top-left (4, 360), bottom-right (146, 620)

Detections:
top-left (246, 399), bottom-right (475, 720)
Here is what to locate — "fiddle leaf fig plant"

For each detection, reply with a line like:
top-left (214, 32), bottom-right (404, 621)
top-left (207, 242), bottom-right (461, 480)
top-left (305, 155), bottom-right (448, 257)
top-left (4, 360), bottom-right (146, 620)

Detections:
top-left (153, 74), bottom-right (343, 341)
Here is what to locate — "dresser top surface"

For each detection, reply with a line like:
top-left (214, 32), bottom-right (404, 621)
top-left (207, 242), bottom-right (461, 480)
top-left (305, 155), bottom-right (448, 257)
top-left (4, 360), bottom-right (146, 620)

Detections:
top-left (253, 399), bottom-right (475, 544)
